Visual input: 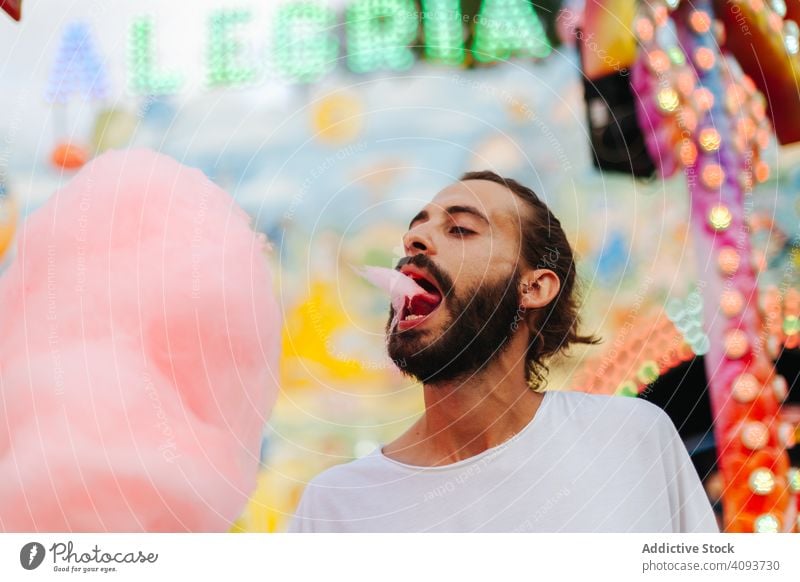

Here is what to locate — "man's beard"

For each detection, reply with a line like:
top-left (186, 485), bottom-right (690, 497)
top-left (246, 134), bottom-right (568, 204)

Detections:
top-left (386, 256), bottom-right (524, 385)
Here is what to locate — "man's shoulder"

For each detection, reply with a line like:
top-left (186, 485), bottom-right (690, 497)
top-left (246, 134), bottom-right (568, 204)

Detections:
top-left (547, 389), bottom-right (670, 431)
top-left (305, 449), bottom-right (388, 492)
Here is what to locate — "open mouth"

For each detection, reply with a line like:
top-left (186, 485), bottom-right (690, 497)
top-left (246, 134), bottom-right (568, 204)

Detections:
top-left (397, 269), bottom-right (444, 330)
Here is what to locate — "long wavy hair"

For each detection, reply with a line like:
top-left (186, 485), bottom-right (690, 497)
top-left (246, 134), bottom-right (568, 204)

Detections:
top-left (460, 170), bottom-right (601, 387)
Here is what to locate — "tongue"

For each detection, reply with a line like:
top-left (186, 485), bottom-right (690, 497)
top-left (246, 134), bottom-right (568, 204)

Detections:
top-left (408, 294), bottom-right (438, 316)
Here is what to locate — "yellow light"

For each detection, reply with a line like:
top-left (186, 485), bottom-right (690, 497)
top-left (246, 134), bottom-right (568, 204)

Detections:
top-left (701, 163), bottom-right (725, 188)
top-left (788, 468), bottom-right (800, 493)
top-left (699, 128), bottom-right (721, 152)
top-left (709, 205), bottom-right (733, 231)
top-left (754, 513), bottom-right (779, 533)
top-left (657, 88), bottom-right (680, 113)
top-left (748, 468), bottom-right (776, 495)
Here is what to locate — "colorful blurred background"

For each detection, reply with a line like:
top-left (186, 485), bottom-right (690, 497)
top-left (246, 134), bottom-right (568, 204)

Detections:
top-left (1, 0), bottom-right (799, 532)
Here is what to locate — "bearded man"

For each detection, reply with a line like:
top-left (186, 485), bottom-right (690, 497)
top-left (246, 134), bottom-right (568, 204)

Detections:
top-left (289, 171), bottom-right (718, 533)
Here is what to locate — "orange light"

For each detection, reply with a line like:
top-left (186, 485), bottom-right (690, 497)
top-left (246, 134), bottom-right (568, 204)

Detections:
top-left (740, 170), bottom-right (754, 192)
top-left (648, 50), bottom-right (671, 74)
top-left (749, 0), bottom-right (765, 11)
top-left (738, 117), bottom-right (757, 141)
top-left (726, 85), bottom-right (746, 114)
top-left (757, 129), bottom-right (770, 149)
top-left (679, 108), bottom-right (698, 132)
top-left (724, 328), bottom-right (749, 359)
top-left (635, 17), bottom-right (654, 42)
top-left (677, 71), bottom-right (696, 97)
top-left (694, 87), bottom-right (714, 111)
top-left (732, 373), bottom-right (760, 402)
top-left (714, 20), bottom-right (726, 44)
top-left (755, 160), bottom-right (770, 182)
top-left (702, 163), bottom-right (725, 188)
top-left (718, 247), bottom-right (740, 275)
top-left (694, 47), bottom-right (715, 70)
top-left (653, 5), bottom-right (669, 26)
top-left (689, 10), bottom-right (712, 33)
top-left (678, 140), bottom-right (698, 166)
top-left (721, 290), bottom-right (745, 317)
top-left (751, 96), bottom-right (766, 120)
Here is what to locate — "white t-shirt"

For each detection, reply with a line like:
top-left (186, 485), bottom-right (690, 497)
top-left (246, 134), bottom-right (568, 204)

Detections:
top-left (288, 390), bottom-right (719, 533)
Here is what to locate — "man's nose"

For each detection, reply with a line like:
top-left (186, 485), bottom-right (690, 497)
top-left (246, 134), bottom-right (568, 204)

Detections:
top-left (402, 227), bottom-right (435, 256)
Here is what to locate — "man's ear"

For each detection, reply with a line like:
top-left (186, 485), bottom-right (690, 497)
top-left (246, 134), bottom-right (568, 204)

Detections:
top-left (519, 269), bottom-right (561, 310)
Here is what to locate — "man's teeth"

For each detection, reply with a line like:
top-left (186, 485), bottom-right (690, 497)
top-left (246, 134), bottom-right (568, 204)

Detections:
top-left (403, 313), bottom-right (425, 321)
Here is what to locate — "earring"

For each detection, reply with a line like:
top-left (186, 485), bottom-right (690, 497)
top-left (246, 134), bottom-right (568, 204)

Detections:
top-left (522, 282), bottom-right (539, 293)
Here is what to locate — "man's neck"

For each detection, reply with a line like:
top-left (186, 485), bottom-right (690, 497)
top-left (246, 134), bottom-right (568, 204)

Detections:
top-left (382, 350), bottom-right (546, 467)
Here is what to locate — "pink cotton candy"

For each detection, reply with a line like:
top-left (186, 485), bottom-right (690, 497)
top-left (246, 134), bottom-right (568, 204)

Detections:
top-left (355, 265), bottom-right (425, 305)
top-left (0, 149), bottom-right (280, 532)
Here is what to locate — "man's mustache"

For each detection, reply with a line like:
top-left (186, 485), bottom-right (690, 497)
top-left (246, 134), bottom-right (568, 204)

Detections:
top-left (394, 255), bottom-right (454, 298)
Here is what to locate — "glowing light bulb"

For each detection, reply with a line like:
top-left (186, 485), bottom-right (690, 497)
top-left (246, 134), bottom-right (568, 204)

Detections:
top-left (748, 468), bottom-right (776, 495)
top-left (699, 128), bottom-right (722, 152)
top-left (740, 421), bottom-right (769, 449)
top-left (754, 513), bottom-right (779, 533)
top-left (732, 372), bottom-right (760, 402)
top-left (708, 205), bottom-right (733, 231)
top-left (657, 88), bottom-right (680, 113)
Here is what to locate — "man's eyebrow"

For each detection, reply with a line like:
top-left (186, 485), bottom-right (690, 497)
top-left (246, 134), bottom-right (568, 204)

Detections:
top-left (408, 205), bottom-right (490, 229)
top-left (445, 205), bottom-right (490, 225)
top-left (408, 209), bottom-right (428, 230)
